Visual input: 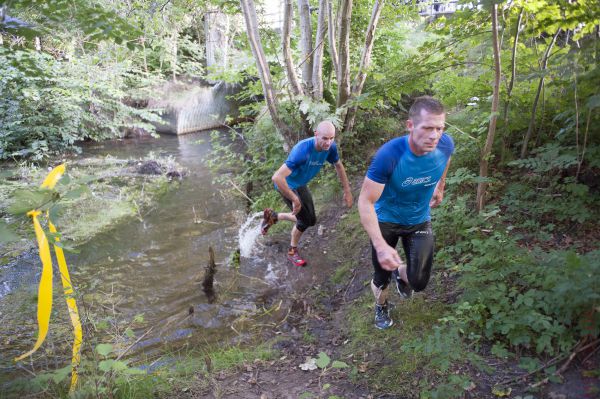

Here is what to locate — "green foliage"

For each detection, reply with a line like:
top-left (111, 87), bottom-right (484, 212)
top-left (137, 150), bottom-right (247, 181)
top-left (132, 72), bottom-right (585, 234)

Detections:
top-left (0, 46), bottom-right (161, 159)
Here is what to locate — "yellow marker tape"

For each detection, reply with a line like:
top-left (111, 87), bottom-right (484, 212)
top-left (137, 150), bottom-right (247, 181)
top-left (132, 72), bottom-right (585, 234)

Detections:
top-left (49, 218), bottom-right (82, 390)
top-left (41, 163), bottom-right (66, 189)
top-left (15, 210), bottom-right (53, 362)
top-left (15, 163), bottom-right (82, 392)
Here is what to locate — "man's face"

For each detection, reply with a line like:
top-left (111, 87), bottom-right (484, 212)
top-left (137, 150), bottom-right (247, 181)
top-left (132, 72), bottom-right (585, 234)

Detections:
top-left (407, 109), bottom-right (445, 155)
top-left (315, 126), bottom-right (336, 151)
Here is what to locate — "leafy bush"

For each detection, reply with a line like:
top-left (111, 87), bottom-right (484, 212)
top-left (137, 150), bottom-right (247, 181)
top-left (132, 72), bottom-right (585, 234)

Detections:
top-left (0, 46), bottom-right (161, 160)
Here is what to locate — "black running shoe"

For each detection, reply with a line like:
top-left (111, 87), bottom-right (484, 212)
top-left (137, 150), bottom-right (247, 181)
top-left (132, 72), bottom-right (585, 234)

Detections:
top-left (374, 302), bottom-right (393, 330)
top-left (392, 269), bottom-right (413, 299)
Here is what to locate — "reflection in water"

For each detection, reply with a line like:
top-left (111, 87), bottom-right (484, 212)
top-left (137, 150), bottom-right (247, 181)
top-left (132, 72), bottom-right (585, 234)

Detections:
top-left (0, 132), bottom-right (281, 370)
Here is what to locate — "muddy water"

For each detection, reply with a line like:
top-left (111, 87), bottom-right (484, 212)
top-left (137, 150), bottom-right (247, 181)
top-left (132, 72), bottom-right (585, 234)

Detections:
top-left (0, 132), bottom-right (291, 373)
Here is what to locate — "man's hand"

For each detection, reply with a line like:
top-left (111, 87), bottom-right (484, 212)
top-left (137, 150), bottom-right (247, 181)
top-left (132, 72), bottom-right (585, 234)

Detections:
top-left (429, 187), bottom-right (444, 208)
top-left (343, 189), bottom-right (353, 208)
top-left (375, 243), bottom-right (404, 271)
top-left (292, 196), bottom-right (302, 215)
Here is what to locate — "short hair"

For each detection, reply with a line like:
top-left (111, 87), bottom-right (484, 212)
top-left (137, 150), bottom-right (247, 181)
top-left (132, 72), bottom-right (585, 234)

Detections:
top-left (408, 96), bottom-right (445, 123)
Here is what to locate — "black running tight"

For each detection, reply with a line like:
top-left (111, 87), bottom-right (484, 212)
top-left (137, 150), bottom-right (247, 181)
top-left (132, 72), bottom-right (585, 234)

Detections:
top-left (371, 221), bottom-right (434, 292)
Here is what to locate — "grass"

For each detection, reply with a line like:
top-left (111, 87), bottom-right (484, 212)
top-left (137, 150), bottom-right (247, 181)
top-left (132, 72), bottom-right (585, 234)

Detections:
top-left (0, 156), bottom-right (177, 259)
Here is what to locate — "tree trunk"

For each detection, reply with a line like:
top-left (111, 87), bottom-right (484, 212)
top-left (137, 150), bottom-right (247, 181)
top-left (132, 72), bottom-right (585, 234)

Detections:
top-left (342, 0), bottom-right (385, 136)
top-left (520, 29), bottom-right (560, 158)
top-left (240, 0), bottom-right (295, 150)
top-left (336, 0), bottom-right (352, 108)
top-left (476, 3), bottom-right (501, 213)
top-left (170, 30), bottom-right (178, 82)
top-left (297, 0), bottom-right (313, 94)
top-left (205, 10), bottom-right (230, 75)
top-left (312, 0), bottom-right (328, 100)
top-left (500, 7), bottom-right (522, 163)
top-left (327, 0), bottom-right (339, 84)
top-left (282, 0), bottom-right (303, 96)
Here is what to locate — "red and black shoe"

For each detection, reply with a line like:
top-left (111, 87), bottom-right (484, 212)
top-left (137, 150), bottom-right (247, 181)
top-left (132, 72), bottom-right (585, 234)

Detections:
top-left (287, 247), bottom-right (307, 267)
top-left (260, 208), bottom-right (278, 235)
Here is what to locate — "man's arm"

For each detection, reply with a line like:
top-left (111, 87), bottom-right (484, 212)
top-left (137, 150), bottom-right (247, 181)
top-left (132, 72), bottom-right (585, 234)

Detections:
top-left (429, 158), bottom-right (451, 208)
top-left (272, 164), bottom-right (301, 214)
top-left (334, 160), bottom-right (353, 208)
top-left (358, 177), bottom-right (403, 271)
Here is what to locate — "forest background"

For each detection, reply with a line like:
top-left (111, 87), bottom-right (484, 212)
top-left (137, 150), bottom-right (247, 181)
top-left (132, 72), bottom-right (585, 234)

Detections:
top-left (0, 0), bottom-right (599, 397)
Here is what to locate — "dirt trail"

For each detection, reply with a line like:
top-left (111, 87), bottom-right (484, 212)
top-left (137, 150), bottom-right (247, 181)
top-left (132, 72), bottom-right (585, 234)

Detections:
top-left (179, 200), bottom-right (599, 399)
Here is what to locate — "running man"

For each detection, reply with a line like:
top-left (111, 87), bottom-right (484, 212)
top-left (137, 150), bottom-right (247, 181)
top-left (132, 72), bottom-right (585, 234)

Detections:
top-left (357, 96), bottom-right (454, 329)
top-left (261, 121), bottom-right (353, 266)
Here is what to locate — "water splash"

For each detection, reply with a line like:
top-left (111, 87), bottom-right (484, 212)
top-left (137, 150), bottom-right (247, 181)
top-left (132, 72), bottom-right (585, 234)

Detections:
top-left (238, 212), bottom-right (263, 258)
top-left (265, 262), bottom-right (277, 283)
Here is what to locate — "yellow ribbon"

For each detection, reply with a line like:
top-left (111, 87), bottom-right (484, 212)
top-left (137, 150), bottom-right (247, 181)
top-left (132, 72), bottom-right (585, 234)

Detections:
top-left (15, 210), bottom-right (53, 361)
top-left (15, 164), bottom-right (82, 392)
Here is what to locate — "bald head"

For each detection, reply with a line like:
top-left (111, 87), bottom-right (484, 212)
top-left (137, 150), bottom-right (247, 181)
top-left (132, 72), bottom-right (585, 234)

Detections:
top-left (314, 121), bottom-right (336, 151)
top-left (316, 121), bottom-right (335, 135)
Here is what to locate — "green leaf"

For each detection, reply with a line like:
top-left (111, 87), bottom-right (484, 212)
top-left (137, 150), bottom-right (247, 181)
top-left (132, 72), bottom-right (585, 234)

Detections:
top-left (322, 383), bottom-right (331, 390)
top-left (96, 343), bottom-right (114, 357)
top-left (0, 221), bottom-right (19, 243)
top-left (125, 328), bottom-right (135, 338)
top-left (8, 188), bottom-right (56, 215)
top-left (51, 365), bottom-right (72, 384)
top-left (586, 94), bottom-right (600, 110)
top-left (63, 185), bottom-right (91, 200)
top-left (99, 359), bottom-right (129, 372)
top-left (331, 360), bottom-right (349, 369)
top-left (315, 352), bottom-right (331, 369)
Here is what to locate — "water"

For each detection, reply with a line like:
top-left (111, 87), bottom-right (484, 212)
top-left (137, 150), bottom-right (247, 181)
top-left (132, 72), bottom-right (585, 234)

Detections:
top-left (0, 132), bottom-right (280, 374)
top-left (238, 211), bottom-right (263, 258)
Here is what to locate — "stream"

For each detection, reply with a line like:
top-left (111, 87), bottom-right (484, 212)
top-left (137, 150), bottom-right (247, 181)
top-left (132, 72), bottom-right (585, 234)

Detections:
top-left (0, 132), bottom-right (294, 378)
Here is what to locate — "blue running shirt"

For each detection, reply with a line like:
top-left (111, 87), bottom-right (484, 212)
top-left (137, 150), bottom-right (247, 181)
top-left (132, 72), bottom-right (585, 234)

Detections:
top-left (366, 134), bottom-right (454, 225)
top-left (282, 137), bottom-right (340, 189)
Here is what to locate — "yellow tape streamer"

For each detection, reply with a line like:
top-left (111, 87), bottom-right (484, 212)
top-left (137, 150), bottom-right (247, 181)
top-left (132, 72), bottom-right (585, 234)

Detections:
top-left (14, 210), bottom-right (53, 361)
top-left (49, 218), bottom-right (82, 390)
top-left (15, 163), bottom-right (82, 392)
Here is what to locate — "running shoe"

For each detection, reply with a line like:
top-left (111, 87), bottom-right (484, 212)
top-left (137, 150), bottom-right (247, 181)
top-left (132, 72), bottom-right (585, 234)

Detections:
top-left (260, 208), bottom-right (278, 235)
top-left (392, 269), bottom-right (413, 299)
top-left (374, 301), bottom-right (393, 329)
top-left (287, 247), bottom-right (307, 267)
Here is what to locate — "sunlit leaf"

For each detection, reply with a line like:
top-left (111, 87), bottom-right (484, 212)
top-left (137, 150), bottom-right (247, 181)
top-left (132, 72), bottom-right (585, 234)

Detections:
top-left (95, 343), bottom-right (114, 357)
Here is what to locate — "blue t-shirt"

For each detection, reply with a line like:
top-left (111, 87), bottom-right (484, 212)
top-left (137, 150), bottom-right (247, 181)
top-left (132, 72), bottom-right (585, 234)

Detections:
top-left (366, 134), bottom-right (454, 225)
top-left (281, 137), bottom-right (340, 190)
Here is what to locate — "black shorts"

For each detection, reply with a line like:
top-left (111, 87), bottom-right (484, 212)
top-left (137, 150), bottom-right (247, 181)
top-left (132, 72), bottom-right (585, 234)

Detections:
top-left (279, 185), bottom-right (316, 232)
top-left (371, 221), bottom-right (434, 292)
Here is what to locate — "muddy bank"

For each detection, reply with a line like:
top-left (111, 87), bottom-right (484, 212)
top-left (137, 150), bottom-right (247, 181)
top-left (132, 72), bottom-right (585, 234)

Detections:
top-left (174, 184), bottom-right (599, 399)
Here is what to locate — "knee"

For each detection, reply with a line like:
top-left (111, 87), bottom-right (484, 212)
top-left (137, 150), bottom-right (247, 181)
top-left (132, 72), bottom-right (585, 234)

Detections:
top-left (409, 276), bottom-right (429, 292)
top-left (373, 274), bottom-right (391, 290)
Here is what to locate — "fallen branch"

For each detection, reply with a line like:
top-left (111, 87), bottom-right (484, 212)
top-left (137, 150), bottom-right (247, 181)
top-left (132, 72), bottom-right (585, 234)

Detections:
top-left (530, 338), bottom-right (600, 389)
top-left (226, 177), bottom-right (255, 204)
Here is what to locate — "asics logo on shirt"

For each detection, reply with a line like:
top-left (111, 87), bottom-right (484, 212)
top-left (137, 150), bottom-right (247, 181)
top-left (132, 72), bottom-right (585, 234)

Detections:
top-left (401, 176), bottom-right (432, 187)
top-left (309, 161), bottom-right (325, 166)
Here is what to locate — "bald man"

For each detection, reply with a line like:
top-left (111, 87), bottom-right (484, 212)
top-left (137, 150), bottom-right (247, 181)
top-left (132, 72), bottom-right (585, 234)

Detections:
top-left (261, 121), bottom-right (353, 267)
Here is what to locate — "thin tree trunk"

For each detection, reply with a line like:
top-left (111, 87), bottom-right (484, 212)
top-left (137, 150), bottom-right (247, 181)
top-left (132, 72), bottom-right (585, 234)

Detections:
top-left (312, 0), bottom-right (328, 100)
top-left (336, 0), bottom-right (352, 108)
top-left (520, 29), bottom-right (560, 158)
top-left (283, 0), bottom-right (303, 96)
top-left (327, 0), bottom-right (339, 83)
top-left (298, 0), bottom-right (313, 94)
top-left (500, 7), bottom-right (523, 163)
top-left (476, 3), bottom-right (502, 213)
top-left (141, 36), bottom-right (149, 75)
top-left (170, 30), bottom-right (178, 82)
top-left (240, 0), bottom-right (294, 150)
top-left (342, 0), bottom-right (385, 136)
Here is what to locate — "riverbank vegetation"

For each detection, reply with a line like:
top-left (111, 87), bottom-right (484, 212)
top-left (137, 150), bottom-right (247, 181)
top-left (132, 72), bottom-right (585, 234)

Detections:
top-left (1, 0), bottom-right (599, 397)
